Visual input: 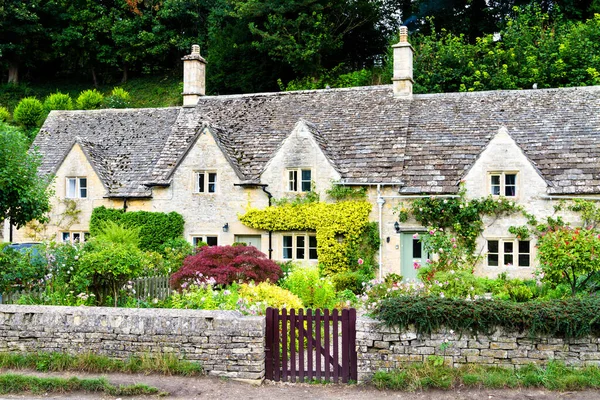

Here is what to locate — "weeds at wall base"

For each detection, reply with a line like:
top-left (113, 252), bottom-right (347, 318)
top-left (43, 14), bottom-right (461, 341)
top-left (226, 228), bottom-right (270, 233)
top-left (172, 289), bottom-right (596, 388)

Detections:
top-left (0, 351), bottom-right (203, 376)
top-left (371, 361), bottom-right (600, 391)
top-left (0, 374), bottom-right (160, 395)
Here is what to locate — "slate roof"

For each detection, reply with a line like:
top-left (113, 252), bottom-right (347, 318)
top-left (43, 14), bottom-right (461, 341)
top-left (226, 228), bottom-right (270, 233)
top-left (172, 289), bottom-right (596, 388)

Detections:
top-left (35, 108), bottom-right (180, 197)
top-left (36, 85), bottom-right (600, 197)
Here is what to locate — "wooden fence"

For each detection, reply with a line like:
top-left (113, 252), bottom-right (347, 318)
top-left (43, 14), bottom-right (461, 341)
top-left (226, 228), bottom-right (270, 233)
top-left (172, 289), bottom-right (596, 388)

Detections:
top-left (0, 275), bottom-right (171, 304)
top-left (265, 307), bottom-right (357, 383)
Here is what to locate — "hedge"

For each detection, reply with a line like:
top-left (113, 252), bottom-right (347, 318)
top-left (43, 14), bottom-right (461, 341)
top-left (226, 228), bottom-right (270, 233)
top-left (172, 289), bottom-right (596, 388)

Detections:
top-left (90, 206), bottom-right (184, 252)
top-left (376, 295), bottom-right (600, 339)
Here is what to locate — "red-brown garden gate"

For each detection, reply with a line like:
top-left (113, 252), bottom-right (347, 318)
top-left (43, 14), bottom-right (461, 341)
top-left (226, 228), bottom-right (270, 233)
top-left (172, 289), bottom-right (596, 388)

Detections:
top-left (265, 308), bottom-right (357, 383)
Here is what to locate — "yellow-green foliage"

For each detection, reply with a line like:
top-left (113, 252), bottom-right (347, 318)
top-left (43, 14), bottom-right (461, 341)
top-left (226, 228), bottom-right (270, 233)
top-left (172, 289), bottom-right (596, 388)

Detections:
top-left (239, 200), bottom-right (372, 275)
top-left (239, 282), bottom-right (304, 310)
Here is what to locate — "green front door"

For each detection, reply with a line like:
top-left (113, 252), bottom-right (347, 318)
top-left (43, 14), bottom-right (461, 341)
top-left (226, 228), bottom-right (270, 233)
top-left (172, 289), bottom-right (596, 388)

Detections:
top-left (400, 233), bottom-right (426, 281)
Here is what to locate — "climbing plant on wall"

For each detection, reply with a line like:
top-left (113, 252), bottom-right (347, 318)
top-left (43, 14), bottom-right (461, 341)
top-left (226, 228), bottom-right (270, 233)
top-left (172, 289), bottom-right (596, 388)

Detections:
top-left (395, 189), bottom-right (521, 276)
top-left (239, 199), bottom-right (373, 275)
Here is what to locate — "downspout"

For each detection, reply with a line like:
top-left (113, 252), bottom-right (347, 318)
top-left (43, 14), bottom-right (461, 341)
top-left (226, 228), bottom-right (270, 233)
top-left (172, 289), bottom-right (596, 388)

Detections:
top-left (9, 218), bottom-right (13, 243)
top-left (376, 184), bottom-right (385, 280)
top-left (123, 198), bottom-right (128, 212)
top-left (261, 186), bottom-right (273, 260)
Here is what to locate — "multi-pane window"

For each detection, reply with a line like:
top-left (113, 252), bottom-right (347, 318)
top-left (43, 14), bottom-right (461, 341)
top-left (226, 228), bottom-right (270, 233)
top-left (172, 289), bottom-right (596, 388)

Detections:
top-left (192, 235), bottom-right (218, 247)
top-left (61, 231), bottom-right (90, 243)
top-left (66, 177), bottom-right (87, 198)
top-left (195, 172), bottom-right (217, 193)
top-left (282, 234), bottom-right (317, 260)
top-left (487, 239), bottom-right (531, 267)
top-left (490, 172), bottom-right (517, 197)
top-left (288, 169), bottom-right (312, 192)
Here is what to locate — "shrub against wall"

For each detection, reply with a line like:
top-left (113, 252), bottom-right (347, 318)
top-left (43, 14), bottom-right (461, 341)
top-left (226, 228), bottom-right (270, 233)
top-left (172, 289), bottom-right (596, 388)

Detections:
top-left (90, 207), bottom-right (184, 252)
top-left (377, 295), bottom-right (600, 339)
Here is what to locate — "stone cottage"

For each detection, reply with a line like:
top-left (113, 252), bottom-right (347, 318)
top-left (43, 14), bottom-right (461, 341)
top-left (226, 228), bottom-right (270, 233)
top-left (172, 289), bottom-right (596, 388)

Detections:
top-left (5, 29), bottom-right (600, 280)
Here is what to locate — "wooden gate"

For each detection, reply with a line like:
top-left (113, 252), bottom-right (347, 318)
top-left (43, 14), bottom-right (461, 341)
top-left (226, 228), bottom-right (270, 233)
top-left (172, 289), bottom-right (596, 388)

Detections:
top-left (265, 308), bottom-right (357, 383)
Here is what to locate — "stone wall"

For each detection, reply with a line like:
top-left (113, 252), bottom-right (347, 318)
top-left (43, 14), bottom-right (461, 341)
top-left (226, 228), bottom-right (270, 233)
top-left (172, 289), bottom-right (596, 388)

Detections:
top-left (0, 305), bottom-right (264, 382)
top-left (357, 317), bottom-right (600, 382)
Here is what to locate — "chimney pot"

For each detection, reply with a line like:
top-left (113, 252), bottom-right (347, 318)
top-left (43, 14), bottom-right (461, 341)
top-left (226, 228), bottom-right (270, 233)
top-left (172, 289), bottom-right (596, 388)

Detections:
top-left (399, 26), bottom-right (409, 43)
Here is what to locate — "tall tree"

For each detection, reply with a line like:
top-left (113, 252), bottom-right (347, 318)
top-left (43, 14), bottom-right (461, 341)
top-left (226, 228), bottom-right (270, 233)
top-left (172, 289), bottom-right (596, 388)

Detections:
top-left (0, 123), bottom-right (52, 237)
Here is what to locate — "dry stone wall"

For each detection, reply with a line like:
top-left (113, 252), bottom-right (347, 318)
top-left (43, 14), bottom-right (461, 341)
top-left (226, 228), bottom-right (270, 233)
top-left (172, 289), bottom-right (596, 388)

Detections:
top-left (0, 305), bottom-right (264, 381)
top-left (357, 317), bottom-right (600, 382)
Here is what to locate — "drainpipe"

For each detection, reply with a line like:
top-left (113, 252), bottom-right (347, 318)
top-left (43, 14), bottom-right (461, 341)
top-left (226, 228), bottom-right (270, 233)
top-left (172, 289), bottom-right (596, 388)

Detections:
top-left (376, 184), bottom-right (385, 280)
top-left (123, 198), bottom-right (128, 212)
top-left (261, 186), bottom-right (273, 260)
top-left (8, 218), bottom-right (13, 243)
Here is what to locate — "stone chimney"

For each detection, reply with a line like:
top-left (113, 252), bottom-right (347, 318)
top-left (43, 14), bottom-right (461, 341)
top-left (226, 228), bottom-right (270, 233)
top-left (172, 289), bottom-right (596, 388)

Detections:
top-left (182, 45), bottom-right (207, 106)
top-left (392, 26), bottom-right (414, 98)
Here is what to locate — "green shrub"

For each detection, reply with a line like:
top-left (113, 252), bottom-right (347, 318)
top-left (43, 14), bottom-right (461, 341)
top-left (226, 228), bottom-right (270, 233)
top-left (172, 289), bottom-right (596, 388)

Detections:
top-left (43, 92), bottom-right (73, 111)
top-left (0, 244), bottom-right (46, 293)
top-left (331, 270), bottom-right (366, 294)
top-left (76, 89), bottom-right (104, 110)
top-left (77, 241), bottom-right (150, 306)
top-left (90, 206), bottom-right (184, 252)
top-left (93, 220), bottom-right (141, 248)
top-left (0, 107), bottom-right (10, 122)
top-left (13, 97), bottom-right (44, 127)
top-left (169, 283), bottom-right (241, 311)
top-left (155, 237), bottom-right (193, 275)
top-left (105, 87), bottom-right (131, 109)
top-left (376, 295), bottom-right (600, 338)
top-left (281, 265), bottom-right (337, 309)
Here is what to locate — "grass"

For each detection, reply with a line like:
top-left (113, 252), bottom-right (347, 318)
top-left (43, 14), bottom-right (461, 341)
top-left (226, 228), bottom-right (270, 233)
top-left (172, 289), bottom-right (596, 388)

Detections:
top-left (0, 74), bottom-right (182, 112)
top-left (0, 351), bottom-right (203, 376)
top-left (371, 361), bottom-right (600, 391)
top-left (0, 374), bottom-right (159, 395)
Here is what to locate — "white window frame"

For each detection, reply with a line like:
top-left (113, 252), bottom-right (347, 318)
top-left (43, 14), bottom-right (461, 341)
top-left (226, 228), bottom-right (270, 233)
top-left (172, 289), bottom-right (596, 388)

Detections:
top-left (66, 177), bottom-right (88, 199)
top-left (60, 231), bottom-right (89, 244)
top-left (282, 233), bottom-right (317, 260)
top-left (287, 168), bottom-right (312, 192)
top-left (486, 238), bottom-right (531, 267)
top-left (194, 171), bottom-right (217, 194)
top-left (191, 235), bottom-right (218, 247)
top-left (489, 172), bottom-right (518, 197)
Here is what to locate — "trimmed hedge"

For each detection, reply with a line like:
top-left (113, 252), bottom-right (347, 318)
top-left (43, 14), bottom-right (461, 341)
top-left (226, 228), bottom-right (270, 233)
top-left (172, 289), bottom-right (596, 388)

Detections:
top-left (376, 295), bottom-right (600, 339)
top-left (90, 206), bottom-right (184, 252)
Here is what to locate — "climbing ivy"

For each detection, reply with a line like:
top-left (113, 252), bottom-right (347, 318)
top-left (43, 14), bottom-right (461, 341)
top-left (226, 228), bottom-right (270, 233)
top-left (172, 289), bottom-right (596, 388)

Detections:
top-left (395, 190), bottom-right (521, 274)
top-left (239, 200), bottom-right (373, 275)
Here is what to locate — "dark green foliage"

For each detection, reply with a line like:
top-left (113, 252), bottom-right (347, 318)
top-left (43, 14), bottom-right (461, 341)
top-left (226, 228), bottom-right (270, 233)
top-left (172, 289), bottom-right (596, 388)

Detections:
top-left (326, 184), bottom-right (367, 201)
top-left (376, 295), bottom-right (600, 339)
top-left (0, 244), bottom-right (46, 293)
top-left (90, 206), bottom-right (184, 252)
top-left (345, 221), bottom-right (380, 277)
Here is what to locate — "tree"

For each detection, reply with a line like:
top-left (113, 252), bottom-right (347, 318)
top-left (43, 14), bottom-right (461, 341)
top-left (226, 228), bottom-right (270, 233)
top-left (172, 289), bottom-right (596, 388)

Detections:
top-left (537, 226), bottom-right (600, 296)
top-left (0, 123), bottom-right (52, 237)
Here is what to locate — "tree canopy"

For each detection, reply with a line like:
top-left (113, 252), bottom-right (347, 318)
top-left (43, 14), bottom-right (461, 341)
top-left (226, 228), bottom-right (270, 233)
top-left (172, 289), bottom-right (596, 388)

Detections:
top-left (1, 0), bottom-right (599, 94)
top-left (0, 123), bottom-right (52, 230)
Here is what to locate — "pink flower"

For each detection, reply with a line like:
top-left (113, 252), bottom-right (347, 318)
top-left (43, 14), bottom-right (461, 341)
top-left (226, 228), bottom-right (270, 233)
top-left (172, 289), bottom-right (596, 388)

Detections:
top-left (358, 258), bottom-right (364, 265)
top-left (413, 261), bottom-right (421, 270)
top-left (429, 230), bottom-right (435, 235)
top-left (413, 233), bottom-right (419, 239)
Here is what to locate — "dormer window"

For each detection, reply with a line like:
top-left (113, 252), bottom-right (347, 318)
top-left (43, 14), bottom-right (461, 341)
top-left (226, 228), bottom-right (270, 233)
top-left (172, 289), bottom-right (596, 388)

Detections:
top-left (288, 169), bottom-right (311, 192)
top-left (195, 171), bottom-right (217, 193)
top-left (490, 172), bottom-right (517, 197)
top-left (66, 177), bottom-right (87, 198)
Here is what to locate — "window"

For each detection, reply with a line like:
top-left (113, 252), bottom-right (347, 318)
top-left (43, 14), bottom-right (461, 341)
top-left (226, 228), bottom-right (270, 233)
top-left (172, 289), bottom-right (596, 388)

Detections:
top-left (287, 169), bottom-right (312, 192)
top-left (489, 172), bottom-right (517, 197)
top-left (61, 231), bottom-right (89, 244)
top-left (487, 239), bottom-right (531, 267)
top-left (195, 172), bottom-right (217, 193)
top-left (192, 235), bottom-right (218, 247)
top-left (66, 177), bottom-right (87, 198)
top-left (282, 234), bottom-right (317, 260)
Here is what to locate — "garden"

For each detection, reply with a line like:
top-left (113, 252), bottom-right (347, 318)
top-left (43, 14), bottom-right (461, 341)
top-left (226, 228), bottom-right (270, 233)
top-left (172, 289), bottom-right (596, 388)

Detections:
top-left (2, 190), bottom-right (600, 335)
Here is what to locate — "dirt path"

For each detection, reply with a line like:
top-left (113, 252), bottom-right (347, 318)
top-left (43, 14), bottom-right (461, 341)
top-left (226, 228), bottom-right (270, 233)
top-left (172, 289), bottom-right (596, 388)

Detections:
top-left (0, 370), bottom-right (599, 400)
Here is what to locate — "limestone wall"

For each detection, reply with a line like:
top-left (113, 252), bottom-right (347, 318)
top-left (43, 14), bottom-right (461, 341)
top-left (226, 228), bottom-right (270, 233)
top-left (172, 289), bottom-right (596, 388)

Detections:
top-left (0, 305), bottom-right (264, 381)
top-left (356, 317), bottom-right (600, 382)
